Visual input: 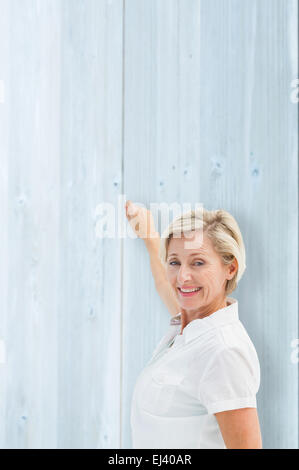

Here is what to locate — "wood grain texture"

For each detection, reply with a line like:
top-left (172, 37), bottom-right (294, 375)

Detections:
top-left (198, 0), bottom-right (298, 449)
top-left (123, 0), bottom-right (202, 449)
top-left (0, 0), bottom-right (297, 449)
top-left (0, 0), bottom-right (9, 450)
top-left (0, 0), bottom-right (123, 449)
top-left (58, 0), bottom-right (123, 449)
top-left (1, 0), bottom-right (62, 448)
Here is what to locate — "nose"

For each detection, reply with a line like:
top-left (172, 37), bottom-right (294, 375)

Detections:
top-left (177, 264), bottom-right (193, 285)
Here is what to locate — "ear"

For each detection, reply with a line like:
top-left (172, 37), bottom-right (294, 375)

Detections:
top-left (227, 257), bottom-right (238, 280)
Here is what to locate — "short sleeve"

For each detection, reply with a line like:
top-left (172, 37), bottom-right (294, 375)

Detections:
top-left (198, 345), bottom-right (260, 414)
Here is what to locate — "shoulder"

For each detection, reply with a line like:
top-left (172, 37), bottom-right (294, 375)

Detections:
top-left (198, 337), bottom-right (261, 413)
top-left (200, 324), bottom-right (260, 389)
top-left (192, 321), bottom-right (260, 381)
top-left (192, 320), bottom-right (258, 359)
top-left (218, 320), bottom-right (260, 365)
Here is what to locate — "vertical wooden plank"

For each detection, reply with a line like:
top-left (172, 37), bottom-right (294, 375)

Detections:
top-left (1, 0), bottom-right (124, 448)
top-left (198, 0), bottom-right (298, 448)
top-left (123, 0), bottom-right (201, 448)
top-left (0, 0), bottom-right (9, 449)
top-left (124, 0), bottom-right (298, 449)
top-left (59, 0), bottom-right (123, 448)
top-left (3, 0), bottom-right (62, 448)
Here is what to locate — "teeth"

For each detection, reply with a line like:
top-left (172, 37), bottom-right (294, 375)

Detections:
top-left (180, 287), bottom-right (201, 293)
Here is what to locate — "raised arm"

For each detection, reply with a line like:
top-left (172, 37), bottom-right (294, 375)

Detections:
top-left (144, 236), bottom-right (181, 317)
top-left (125, 200), bottom-right (181, 318)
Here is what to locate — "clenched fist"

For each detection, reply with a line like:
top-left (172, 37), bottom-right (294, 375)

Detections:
top-left (124, 200), bottom-right (159, 240)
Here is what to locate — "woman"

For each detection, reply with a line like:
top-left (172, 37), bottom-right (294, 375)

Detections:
top-left (125, 201), bottom-right (262, 449)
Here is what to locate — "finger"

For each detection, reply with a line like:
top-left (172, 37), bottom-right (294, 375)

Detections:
top-left (127, 202), bottom-right (139, 216)
top-left (125, 200), bottom-right (133, 218)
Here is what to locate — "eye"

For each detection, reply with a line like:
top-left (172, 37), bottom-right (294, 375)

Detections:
top-left (168, 261), bottom-right (204, 266)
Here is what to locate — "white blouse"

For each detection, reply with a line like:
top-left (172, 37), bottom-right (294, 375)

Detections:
top-left (130, 297), bottom-right (260, 449)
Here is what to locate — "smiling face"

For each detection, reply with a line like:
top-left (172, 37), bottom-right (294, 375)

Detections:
top-left (166, 229), bottom-right (238, 317)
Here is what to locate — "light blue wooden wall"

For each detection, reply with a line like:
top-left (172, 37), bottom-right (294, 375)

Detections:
top-left (0, 0), bottom-right (297, 449)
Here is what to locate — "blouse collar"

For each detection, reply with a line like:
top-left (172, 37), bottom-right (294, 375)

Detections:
top-left (170, 297), bottom-right (239, 344)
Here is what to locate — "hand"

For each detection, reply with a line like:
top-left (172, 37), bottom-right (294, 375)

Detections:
top-left (124, 200), bottom-right (159, 240)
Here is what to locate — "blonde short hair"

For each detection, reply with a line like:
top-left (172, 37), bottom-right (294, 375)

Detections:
top-left (159, 208), bottom-right (246, 296)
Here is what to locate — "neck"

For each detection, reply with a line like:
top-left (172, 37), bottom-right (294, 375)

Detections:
top-left (180, 296), bottom-right (227, 334)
